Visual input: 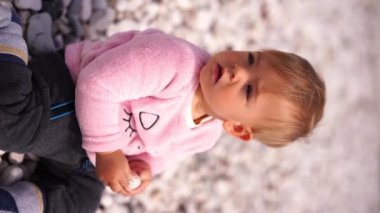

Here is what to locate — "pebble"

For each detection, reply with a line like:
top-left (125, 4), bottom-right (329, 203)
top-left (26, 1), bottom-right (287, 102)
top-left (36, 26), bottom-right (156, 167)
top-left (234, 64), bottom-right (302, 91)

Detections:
top-left (68, 14), bottom-right (84, 37)
top-left (62, 0), bottom-right (72, 8)
top-left (103, 203), bottom-right (129, 213)
top-left (90, 8), bottom-right (115, 32)
top-left (67, 0), bottom-right (84, 37)
top-left (100, 193), bottom-right (114, 208)
top-left (8, 153), bottom-right (24, 165)
top-left (80, 0), bottom-right (92, 22)
top-left (92, 0), bottom-right (108, 10)
top-left (14, 0), bottom-right (42, 11)
top-left (68, 0), bottom-right (82, 15)
top-left (192, 9), bottom-right (214, 31)
top-left (0, 6), bottom-right (11, 28)
top-left (0, 165), bottom-right (24, 186)
top-left (27, 12), bottom-right (56, 53)
top-left (177, 0), bottom-right (193, 10)
top-left (84, 25), bottom-right (99, 40)
top-left (121, 0), bottom-right (144, 11)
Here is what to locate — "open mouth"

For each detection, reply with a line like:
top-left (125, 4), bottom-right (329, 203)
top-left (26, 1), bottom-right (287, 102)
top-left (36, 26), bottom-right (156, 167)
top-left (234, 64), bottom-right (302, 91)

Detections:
top-left (213, 63), bottom-right (223, 83)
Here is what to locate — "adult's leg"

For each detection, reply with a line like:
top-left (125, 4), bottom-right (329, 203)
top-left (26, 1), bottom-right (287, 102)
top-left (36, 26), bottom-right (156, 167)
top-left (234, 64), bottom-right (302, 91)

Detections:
top-left (0, 4), bottom-right (48, 155)
top-left (1, 5), bottom-right (104, 212)
top-left (0, 181), bottom-right (45, 213)
top-left (0, 159), bottom-right (105, 213)
top-left (26, 52), bottom-right (87, 166)
top-left (0, 4), bottom-right (86, 166)
top-left (0, 47), bottom-right (86, 167)
top-left (31, 158), bottom-right (104, 213)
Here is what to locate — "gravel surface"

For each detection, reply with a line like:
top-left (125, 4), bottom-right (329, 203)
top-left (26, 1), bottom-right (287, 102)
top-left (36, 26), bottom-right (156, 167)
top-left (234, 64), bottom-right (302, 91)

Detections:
top-left (1, 0), bottom-right (379, 212)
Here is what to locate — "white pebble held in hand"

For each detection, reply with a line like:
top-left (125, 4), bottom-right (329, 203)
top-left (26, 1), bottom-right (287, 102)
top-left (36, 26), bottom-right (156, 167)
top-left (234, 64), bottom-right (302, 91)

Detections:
top-left (128, 172), bottom-right (141, 190)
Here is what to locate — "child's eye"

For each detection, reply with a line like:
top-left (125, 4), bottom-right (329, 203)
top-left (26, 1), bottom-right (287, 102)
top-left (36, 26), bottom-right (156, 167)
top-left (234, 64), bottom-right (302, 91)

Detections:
top-left (248, 53), bottom-right (255, 65)
top-left (245, 84), bottom-right (253, 101)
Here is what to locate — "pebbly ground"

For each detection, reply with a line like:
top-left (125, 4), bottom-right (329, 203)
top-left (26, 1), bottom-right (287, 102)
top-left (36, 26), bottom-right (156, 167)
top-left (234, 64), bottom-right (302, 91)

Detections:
top-left (1, 0), bottom-right (379, 212)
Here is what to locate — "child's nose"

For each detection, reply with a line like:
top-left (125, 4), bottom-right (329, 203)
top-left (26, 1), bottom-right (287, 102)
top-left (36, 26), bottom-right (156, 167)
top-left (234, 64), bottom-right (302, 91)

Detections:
top-left (228, 64), bottom-right (246, 82)
top-left (228, 65), bottom-right (236, 79)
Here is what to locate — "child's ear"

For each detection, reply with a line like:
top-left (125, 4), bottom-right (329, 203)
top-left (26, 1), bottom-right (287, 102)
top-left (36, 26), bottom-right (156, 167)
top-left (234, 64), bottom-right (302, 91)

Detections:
top-left (223, 121), bottom-right (253, 142)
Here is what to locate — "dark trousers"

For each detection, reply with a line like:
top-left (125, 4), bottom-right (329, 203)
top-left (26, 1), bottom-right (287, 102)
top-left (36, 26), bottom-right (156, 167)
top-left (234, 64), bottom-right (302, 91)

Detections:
top-left (0, 52), bottom-right (104, 212)
top-left (32, 159), bottom-right (104, 213)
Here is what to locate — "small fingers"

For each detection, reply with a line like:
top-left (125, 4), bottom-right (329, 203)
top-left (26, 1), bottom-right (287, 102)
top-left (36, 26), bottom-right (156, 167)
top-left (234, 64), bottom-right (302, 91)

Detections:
top-left (119, 176), bottom-right (132, 194)
top-left (103, 181), bottom-right (128, 196)
top-left (109, 181), bottom-right (125, 194)
top-left (111, 178), bottom-right (138, 197)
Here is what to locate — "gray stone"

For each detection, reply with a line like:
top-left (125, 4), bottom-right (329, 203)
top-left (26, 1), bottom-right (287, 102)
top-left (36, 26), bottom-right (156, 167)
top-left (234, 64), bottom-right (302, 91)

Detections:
top-left (62, 0), bottom-right (72, 7)
top-left (68, 15), bottom-right (84, 37)
top-left (0, 165), bottom-right (23, 186)
top-left (68, 0), bottom-right (82, 15)
top-left (100, 194), bottom-right (114, 208)
top-left (27, 12), bottom-right (56, 53)
top-left (92, 0), bottom-right (108, 10)
top-left (81, 0), bottom-right (92, 22)
top-left (8, 152), bottom-right (24, 165)
top-left (90, 8), bottom-right (115, 32)
top-left (14, 0), bottom-right (42, 11)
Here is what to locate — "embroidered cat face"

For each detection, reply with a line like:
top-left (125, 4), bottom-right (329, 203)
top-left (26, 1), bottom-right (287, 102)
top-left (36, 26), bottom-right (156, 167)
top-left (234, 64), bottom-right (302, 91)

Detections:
top-left (122, 109), bottom-right (160, 137)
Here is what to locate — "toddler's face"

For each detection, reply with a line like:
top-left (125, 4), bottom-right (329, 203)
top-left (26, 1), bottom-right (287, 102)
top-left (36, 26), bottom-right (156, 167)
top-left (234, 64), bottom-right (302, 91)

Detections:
top-left (199, 51), bottom-right (291, 127)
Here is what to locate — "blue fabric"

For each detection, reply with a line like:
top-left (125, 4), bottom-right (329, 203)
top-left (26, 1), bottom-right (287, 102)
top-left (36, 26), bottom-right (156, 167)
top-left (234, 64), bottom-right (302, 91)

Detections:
top-left (76, 158), bottom-right (95, 175)
top-left (0, 53), bottom-right (26, 66)
top-left (0, 188), bottom-right (19, 213)
top-left (10, 9), bottom-right (22, 26)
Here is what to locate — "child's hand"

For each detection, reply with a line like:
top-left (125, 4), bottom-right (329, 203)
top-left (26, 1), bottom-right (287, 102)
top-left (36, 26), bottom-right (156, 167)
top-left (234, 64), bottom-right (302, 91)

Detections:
top-left (95, 150), bottom-right (152, 196)
top-left (95, 150), bottom-right (135, 196)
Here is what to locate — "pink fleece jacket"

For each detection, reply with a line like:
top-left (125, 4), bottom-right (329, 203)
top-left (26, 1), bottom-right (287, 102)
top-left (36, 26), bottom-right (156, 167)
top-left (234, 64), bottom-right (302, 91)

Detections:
top-left (64, 29), bottom-right (223, 175)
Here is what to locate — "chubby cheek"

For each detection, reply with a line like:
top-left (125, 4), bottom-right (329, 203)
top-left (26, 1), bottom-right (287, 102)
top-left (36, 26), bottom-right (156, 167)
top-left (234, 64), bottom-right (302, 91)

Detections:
top-left (199, 69), bottom-right (207, 84)
top-left (207, 89), bottom-right (238, 119)
top-left (199, 66), bottom-right (210, 86)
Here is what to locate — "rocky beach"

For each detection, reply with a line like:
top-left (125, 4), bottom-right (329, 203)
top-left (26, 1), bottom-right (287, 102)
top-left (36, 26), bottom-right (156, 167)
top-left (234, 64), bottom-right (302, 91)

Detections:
top-left (0, 0), bottom-right (379, 212)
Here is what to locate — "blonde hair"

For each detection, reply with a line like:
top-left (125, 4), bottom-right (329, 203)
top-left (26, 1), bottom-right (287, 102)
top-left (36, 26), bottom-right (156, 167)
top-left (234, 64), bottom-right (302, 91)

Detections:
top-left (253, 49), bottom-right (325, 147)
